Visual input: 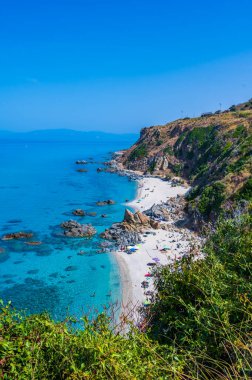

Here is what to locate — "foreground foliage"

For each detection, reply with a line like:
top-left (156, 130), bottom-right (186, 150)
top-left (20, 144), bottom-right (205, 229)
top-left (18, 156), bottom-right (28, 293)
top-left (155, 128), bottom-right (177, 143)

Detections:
top-left (1, 210), bottom-right (251, 379)
top-left (149, 210), bottom-right (252, 379)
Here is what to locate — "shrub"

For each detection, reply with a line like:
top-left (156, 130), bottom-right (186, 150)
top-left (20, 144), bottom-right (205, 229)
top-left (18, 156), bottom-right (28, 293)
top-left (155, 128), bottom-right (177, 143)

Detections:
top-left (186, 125), bottom-right (216, 149)
top-left (0, 305), bottom-right (181, 379)
top-left (156, 139), bottom-right (163, 146)
top-left (198, 182), bottom-right (225, 217)
top-left (148, 161), bottom-right (156, 174)
top-left (149, 212), bottom-right (252, 378)
top-left (128, 144), bottom-right (147, 161)
top-left (163, 145), bottom-right (173, 155)
top-left (233, 124), bottom-right (246, 138)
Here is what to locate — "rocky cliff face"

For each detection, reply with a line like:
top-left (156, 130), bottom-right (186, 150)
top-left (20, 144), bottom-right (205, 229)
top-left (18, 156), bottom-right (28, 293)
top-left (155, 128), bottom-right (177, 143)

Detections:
top-left (118, 99), bottom-right (252, 224)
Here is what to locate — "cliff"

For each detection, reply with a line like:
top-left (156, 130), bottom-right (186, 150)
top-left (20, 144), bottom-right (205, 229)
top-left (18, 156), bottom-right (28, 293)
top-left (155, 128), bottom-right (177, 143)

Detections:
top-left (119, 99), bottom-right (252, 223)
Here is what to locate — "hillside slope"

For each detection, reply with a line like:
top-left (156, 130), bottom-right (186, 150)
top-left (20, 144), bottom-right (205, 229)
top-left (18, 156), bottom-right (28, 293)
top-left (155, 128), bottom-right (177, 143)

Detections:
top-left (119, 99), bottom-right (252, 223)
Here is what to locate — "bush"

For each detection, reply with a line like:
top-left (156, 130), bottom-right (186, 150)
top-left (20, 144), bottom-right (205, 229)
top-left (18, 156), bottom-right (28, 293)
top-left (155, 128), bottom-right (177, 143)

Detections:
top-left (0, 305), bottom-right (181, 379)
top-left (156, 139), bottom-right (163, 146)
top-left (148, 212), bottom-right (252, 378)
top-left (198, 182), bottom-right (225, 217)
top-left (163, 145), bottom-right (173, 155)
top-left (128, 144), bottom-right (147, 161)
top-left (233, 124), bottom-right (246, 138)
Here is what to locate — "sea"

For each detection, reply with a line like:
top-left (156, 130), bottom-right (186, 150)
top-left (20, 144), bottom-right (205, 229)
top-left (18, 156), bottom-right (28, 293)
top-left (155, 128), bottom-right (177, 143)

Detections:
top-left (0, 135), bottom-right (137, 321)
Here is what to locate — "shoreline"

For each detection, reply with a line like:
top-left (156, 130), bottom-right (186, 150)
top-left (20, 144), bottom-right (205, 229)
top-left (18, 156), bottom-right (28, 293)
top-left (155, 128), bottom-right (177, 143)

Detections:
top-left (112, 176), bottom-right (202, 319)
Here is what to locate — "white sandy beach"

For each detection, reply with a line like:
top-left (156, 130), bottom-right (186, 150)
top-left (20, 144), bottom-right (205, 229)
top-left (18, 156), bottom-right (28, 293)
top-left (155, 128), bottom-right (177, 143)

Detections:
top-left (113, 177), bottom-right (201, 319)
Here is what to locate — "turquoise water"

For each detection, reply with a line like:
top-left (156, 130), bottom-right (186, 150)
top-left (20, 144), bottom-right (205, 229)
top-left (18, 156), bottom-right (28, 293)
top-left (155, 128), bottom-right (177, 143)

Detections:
top-left (0, 138), bottom-right (136, 320)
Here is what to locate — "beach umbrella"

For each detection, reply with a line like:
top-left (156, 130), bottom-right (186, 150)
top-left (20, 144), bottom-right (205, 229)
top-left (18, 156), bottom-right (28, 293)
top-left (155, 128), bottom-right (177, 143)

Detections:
top-left (145, 273), bottom-right (152, 277)
top-left (152, 257), bottom-right (160, 262)
top-left (143, 300), bottom-right (151, 306)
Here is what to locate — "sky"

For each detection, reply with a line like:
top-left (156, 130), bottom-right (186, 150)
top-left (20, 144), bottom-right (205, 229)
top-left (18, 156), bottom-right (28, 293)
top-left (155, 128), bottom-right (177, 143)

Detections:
top-left (0, 0), bottom-right (252, 133)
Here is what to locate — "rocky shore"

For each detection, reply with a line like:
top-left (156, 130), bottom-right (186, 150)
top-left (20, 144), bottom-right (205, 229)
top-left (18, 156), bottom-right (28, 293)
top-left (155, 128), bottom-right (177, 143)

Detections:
top-left (110, 176), bottom-right (202, 317)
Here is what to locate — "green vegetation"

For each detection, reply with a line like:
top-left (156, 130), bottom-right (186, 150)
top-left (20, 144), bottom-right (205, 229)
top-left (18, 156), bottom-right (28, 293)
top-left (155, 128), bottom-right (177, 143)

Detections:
top-left (128, 143), bottom-right (147, 161)
top-left (156, 139), bottom-right (163, 146)
top-left (148, 211), bottom-right (252, 379)
top-left (1, 209), bottom-right (251, 379)
top-left (234, 178), bottom-right (252, 201)
top-left (197, 182), bottom-right (225, 217)
top-left (233, 124), bottom-right (246, 138)
top-left (148, 160), bottom-right (156, 174)
top-left (0, 306), bottom-right (175, 379)
top-left (171, 163), bottom-right (183, 175)
top-left (163, 145), bottom-right (173, 155)
top-left (186, 125), bottom-right (216, 148)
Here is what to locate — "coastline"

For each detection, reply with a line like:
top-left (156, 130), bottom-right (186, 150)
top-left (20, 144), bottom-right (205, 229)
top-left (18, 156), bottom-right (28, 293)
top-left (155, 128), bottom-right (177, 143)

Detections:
top-left (113, 176), bottom-right (202, 319)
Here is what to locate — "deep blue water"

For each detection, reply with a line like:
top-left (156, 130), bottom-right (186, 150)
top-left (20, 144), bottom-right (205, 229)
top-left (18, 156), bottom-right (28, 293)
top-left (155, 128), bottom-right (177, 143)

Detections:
top-left (0, 138), bottom-right (136, 320)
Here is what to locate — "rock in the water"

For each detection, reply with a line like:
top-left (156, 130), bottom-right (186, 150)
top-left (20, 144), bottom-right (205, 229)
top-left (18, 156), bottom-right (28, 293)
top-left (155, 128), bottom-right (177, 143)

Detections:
top-left (2, 232), bottom-right (33, 240)
top-left (96, 199), bottom-right (116, 206)
top-left (65, 266), bottom-right (78, 271)
top-left (76, 168), bottom-right (88, 173)
top-left (76, 160), bottom-right (87, 164)
top-left (24, 241), bottom-right (42, 246)
top-left (86, 212), bottom-right (97, 217)
top-left (60, 220), bottom-right (96, 238)
top-left (72, 209), bottom-right (85, 216)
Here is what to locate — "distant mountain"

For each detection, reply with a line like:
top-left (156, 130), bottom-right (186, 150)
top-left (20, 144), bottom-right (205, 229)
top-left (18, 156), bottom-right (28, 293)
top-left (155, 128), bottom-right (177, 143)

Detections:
top-left (0, 129), bottom-right (138, 143)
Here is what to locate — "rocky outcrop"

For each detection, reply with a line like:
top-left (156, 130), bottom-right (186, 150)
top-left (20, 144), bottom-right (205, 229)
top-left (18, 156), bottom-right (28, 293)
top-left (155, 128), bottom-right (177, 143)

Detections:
top-left (100, 209), bottom-right (160, 245)
top-left (2, 232), bottom-right (33, 240)
top-left (144, 196), bottom-right (186, 223)
top-left (96, 199), bottom-right (116, 206)
top-left (144, 204), bottom-right (170, 221)
top-left (60, 220), bottom-right (96, 238)
top-left (72, 209), bottom-right (85, 216)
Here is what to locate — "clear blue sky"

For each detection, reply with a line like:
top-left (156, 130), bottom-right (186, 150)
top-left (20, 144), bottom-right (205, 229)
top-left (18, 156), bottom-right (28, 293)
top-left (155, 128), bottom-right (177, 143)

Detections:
top-left (0, 0), bottom-right (252, 132)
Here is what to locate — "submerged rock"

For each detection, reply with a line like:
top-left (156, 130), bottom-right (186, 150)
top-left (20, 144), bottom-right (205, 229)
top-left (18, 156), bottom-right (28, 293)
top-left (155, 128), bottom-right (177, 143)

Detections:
top-left (86, 212), bottom-right (97, 217)
top-left (76, 160), bottom-right (87, 164)
top-left (72, 209), bottom-right (85, 216)
top-left (65, 266), bottom-right (78, 272)
top-left (76, 168), bottom-right (88, 173)
top-left (2, 232), bottom-right (33, 241)
top-left (60, 220), bottom-right (96, 238)
top-left (24, 241), bottom-right (42, 245)
top-left (96, 199), bottom-right (116, 206)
